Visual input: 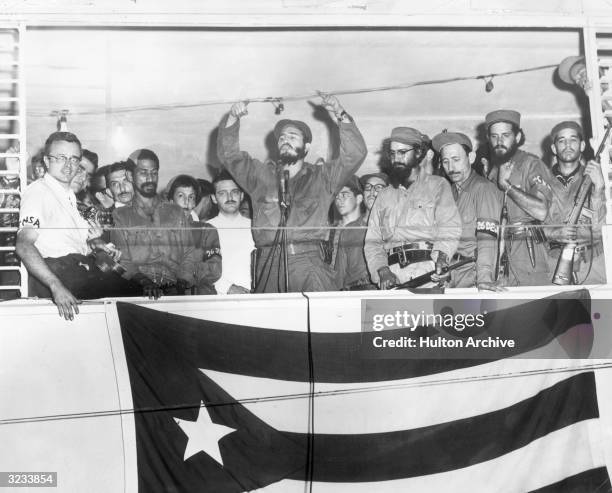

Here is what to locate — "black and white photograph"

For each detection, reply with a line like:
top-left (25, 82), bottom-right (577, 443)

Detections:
top-left (1, 1), bottom-right (612, 492)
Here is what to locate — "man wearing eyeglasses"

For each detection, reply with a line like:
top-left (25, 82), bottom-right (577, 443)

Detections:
top-left (364, 127), bottom-right (461, 289)
top-left (17, 132), bottom-right (139, 320)
top-left (360, 172), bottom-right (388, 215)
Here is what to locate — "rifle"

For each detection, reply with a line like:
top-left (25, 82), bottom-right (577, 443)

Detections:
top-left (494, 193), bottom-right (509, 281)
top-left (552, 125), bottom-right (611, 284)
top-left (391, 257), bottom-right (475, 290)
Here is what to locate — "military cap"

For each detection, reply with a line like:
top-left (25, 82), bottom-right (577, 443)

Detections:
top-left (485, 109), bottom-right (521, 129)
top-left (273, 119), bottom-right (313, 144)
top-left (360, 172), bottom-right (389, 187)
top-left (558, 55), bottom-right (585, 85)
top-left (431, 132), bottom-right (473, 153)
top-left (550, 121), bottom-right (583, 140)
top-left (388, 127), bottom-right (429, 146)
top-left (340, 175), bottom-right (363, 196)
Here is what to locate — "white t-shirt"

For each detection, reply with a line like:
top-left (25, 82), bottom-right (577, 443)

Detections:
top-left (19, 174), bottom-right (90, 258)
top-left (208, 213), bottom-right (255, 294)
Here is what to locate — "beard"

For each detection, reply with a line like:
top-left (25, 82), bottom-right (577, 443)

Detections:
top-left (490, 142), bottom-right (519, 166)
top-left (278, 143), bottom-right (307, 166)
top-left (388, 162), bottom-right (416, 188)
top-left (137, 181), bottom-right (158, 198)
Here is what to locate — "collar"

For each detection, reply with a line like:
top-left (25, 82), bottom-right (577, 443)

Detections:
top-left (43, 173), bottom-right (76, 205)
top-left (552, 163), bottom-right (581, 187)
top-left (452, 170), bottom-right (476, 195)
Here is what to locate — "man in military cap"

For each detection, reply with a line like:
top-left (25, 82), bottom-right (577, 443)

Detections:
top-left (364, 127), bottom-right (461, 289)
top-left (486, 109), bottom-right (552, 286)
top-left (558, 55), bottom-right (612, 117)
top-left (217, 94), bottom-right (367, 293)
top-left (360, 172), bottom-right (388, 216)
top-left (545, 121), bottom-right (606, 284)
top-left (432, 131), bottom-right (504, 290)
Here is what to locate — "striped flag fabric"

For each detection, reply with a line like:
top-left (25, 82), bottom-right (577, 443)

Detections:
top-left (117, 290), bottom-right (612, 492)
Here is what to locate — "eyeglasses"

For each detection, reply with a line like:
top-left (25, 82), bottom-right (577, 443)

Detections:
top-left (388, 147), bottom-right (415, 159)
top-left (336, 191), bottom-right (355, 200)
top-left (364, 184), bottom-right (385, 193)
top-left (47, 154), bottom-right (82, 166)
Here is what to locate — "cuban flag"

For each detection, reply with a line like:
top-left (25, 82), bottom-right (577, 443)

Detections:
top-left (117, 289), bottom-right (612, 492)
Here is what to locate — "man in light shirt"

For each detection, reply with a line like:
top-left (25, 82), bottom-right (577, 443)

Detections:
top-left (17, 132), bottom-right (138, 320)
top-left (208, 170), bottom-right (255, 294)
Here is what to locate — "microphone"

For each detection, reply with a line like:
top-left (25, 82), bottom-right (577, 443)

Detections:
top-left (282, 170), bottom-right (291, 209)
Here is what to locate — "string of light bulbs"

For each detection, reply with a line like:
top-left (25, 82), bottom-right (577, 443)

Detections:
top-left (32, 63), bottom-right (557, 118)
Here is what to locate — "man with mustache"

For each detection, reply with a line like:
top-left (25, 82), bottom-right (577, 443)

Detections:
top-left (217, 94), bottom-right (367, 293)
top-left (486, 109), bottom-right (553, 286)
top-left (106, 160), bottom-right (135, 208)
top-left (360, 172), bottom-right (388, 216)
top-left (364, 127), bottom-right (461, 289)
top-left (207, 170), bottom-right (255, 294)
top-left (432, 131), bottom-right (503, 290)
top-left (111, 149), bottom-right (197, 298)
top-left (545, 121), bottom-right (606, 284)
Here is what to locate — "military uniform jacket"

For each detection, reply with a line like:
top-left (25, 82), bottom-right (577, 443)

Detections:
top-left (364, 174), bottom-right (462, 284)
top-left (504, 149), bottom-right (552, 223)
top-left (546, 163), bottom-right (606, 245)
top-left (217, 114), bottom-right (367, 248)
top-left (453, 171), bottom-right (503, 284)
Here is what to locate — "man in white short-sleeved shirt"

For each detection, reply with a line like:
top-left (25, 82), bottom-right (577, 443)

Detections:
top-left (207, 170), bottom-right (255, 294)
top-left (17, 132), bottom-right (137, 320)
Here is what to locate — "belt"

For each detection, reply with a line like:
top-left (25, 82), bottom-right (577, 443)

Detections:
top-left (452, 252), bottom-right (476, 262)
top-left (388, 242), bottom-right (433, 268)
top-left (258, 242), bottom-right (322, 256)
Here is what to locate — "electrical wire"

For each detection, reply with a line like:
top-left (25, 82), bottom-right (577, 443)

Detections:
top-left (2, 362), bottom-right (611, 426)
top-left (26, 63), bottom-right (557, 117)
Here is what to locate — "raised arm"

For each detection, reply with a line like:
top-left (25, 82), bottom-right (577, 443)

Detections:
top-left (319, 93), bottom-right (368, 193)
top-left (217, 102), bottom-right (267, 194)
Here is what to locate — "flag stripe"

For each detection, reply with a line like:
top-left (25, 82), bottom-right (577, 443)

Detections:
top-left (527, 466), bottom-right (612, 492)
top-left (274, 372), bottom-right (598, 482)
top-left (116, 293), bottom-right (590, 384)
top-left (259, 422), bottom-right (605, 492)
top-left (201, 364), bottom-right (591, 434)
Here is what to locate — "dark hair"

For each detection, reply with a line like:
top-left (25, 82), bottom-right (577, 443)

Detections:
top-left (106, 160), bottom-right (135, 181)
top-left (168, 174), bottom-right (201, 204)
top-left (487, 124), bottom-right (526, 147)
top-left (134, 148), bottom-right (159, 167)
top-left (197, 178), bottom-right (215, 197)
top-left (82, 149), bottom-right (99, 169)
top-left (212, 169), bottom-right (238, 190)
top-left (91, 165), bottom-right (109, 193)
top-left (44, 131), bottom-right (81, 156)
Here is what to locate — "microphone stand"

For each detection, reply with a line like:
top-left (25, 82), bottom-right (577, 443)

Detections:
top-left (279, 169), bottom-right (291, 292)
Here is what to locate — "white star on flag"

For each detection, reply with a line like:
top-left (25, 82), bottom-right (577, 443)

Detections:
top-left (174, 401), bottom-right (236, 464)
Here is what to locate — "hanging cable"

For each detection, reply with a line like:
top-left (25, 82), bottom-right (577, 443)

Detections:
top-left (27, 63), bottom-right (557, 117)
